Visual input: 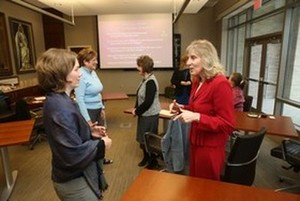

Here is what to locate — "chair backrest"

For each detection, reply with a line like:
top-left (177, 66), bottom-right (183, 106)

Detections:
top-left (271, 139), bottom-right (300, 173)
top-left (283, 140), bottom-right (300, 171)
top-left (144, 132), bottom-right (163, 157)
top-left (15, 98), bottom-right (31, 120)
top-left (0, 92), bottom-right (16, 122)
top-left (222, 127), bottom-right (267, 185)
top-left (0, 92), bottom-right (12, 112)
top-left (243, 95), bottom-right (253, 112)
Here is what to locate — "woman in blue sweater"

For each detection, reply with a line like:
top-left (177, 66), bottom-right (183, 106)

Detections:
top-left (74, 48), bottom-right (113, 165)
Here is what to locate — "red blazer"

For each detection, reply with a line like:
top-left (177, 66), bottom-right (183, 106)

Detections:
top-left (185, 75), bottom-right (235, 147)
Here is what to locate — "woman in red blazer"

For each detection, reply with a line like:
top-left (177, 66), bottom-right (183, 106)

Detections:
top-left (171, 39), bottom-right (235, 180)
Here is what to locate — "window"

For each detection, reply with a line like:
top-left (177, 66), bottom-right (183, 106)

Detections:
top-left (280, 4), bottom-right (300, 127)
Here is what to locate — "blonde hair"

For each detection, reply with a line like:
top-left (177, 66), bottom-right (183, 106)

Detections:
top-left (186, 39), bottom-right (225, 80)
top-left (35, 48), bottom-right (77, 93)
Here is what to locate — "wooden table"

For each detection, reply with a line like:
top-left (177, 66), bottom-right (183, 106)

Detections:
top-left (125, 101), bottom-right (298, 138)
top-left (0, 119), bottom-right (35, 201)
top-left (102, 91), bottom-right (128, 101)
top-left (121, 169), bottom-right (300, 201)
top-left (235, 111), bottom-right (298, 138)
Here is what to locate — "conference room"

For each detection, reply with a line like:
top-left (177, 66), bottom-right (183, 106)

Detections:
top-left (0, 0), bottom-right (300, 200)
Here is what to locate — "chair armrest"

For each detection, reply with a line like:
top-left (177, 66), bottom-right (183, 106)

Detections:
top-left (30, 107), bottom-right (43, 118)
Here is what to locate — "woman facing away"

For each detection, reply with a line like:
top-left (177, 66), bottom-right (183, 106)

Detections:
top-left (228, 72), bottom-right (246, 111)
top-left (170, 39), bottom-right (235, 180)
top-left (131, 55), bottom-right (161, 169)
top-left (171, 54), bottom-right (192, 105)
top-left (36, 48), bottom-right (112, 200)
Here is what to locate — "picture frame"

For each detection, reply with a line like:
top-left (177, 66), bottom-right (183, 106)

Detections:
top-left (67, 45), bottom-right (91, 54)
top-left (9, 17), bottom-right (36, 74)
top-left (0, 12), bottom-right (13, 76)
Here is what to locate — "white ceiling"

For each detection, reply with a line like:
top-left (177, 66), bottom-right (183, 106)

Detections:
top-left (20, 0), bottom-right (218, 16)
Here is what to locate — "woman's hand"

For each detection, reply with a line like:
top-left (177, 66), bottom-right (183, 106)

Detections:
top-left (180, 81), bottom-right (191, 86)
top-left (132, 108), bottom-right (136, 116)
top-left (91, 125), bottom-right (107, 138)
top-left (101, 136), bottom-right (112, 149)
top-left (169, 100), bottom-right (184, 114)
top-left (173, 109), bottom-right (200, 123)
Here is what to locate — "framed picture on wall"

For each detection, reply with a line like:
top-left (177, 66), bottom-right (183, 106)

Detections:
top-left (0, 12), bottom-right (13, 76)
top-left (9, 17), bottom-right (36, 74)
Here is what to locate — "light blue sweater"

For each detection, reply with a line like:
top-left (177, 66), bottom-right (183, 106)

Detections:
top-left (74, 67), bottom-right (104, 122)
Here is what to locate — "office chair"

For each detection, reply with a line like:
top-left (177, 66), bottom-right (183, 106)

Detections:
top-left (222, 127), bottom-right (267, 185)
top-left (15, 98), bottom-right (45, 150)
top-left (144, 132), bottom-right (165, 171)
top-left (0, 92), bottom-right (16, 123)
top-left (270, 139), bottom-right (300, 192)
top-left (243, 95), bottom-right (253, 112)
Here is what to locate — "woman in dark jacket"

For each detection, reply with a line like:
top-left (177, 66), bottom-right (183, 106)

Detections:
top-left (171, 55), bottom-right (192, 104)
top-left (35, 48), bottom-right (112, 200)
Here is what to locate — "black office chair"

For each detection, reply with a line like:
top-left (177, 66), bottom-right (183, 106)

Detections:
top-left (222, 127), bottom-right (267, 185)
top-left (0, 92), bottom-right (16, 123)
top-left (15, 98), bottom-right (45, 150)
top-left (144, 132), bottom-right (165, 171)
top-left (243, 95), bottom-right (253, 112)
top-left (270, 139), bottom-right (300, 192)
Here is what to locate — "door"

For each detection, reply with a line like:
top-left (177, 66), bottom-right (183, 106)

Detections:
top-left (245, 33), bottom-right (282, 114)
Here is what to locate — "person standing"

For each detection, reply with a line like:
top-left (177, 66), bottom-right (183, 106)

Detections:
top-left (171, 54), bottom-right (192, 105)
top-left (74, 47), bottom-right (113, 165)
top-left (170, 39), bottom-right (235, 180)
top-left (228, 72), bottom-right (246, 111)
top-left (131, 55), bottom-right (160, 169)
top-left (36, 48), bottom-right (112, 200)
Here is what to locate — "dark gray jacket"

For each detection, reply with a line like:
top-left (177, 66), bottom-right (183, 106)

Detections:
top-left (43, 92), bottom-right (105, 198)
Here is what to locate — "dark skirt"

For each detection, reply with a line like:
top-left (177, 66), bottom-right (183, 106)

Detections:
top-left (136, 114), bottom-right (159, 145)
top-left (87, 108), bottom-right (105, 126)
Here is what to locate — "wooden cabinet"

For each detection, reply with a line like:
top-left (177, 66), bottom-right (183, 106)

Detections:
top-left (4, 85), bottom-right (44, 103)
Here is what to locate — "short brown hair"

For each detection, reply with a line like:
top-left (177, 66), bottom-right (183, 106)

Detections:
top-left (230, 72), bottom-right (246, 89)
top-left (136, 55), bottom-right (154, 73)
top-left (35, 48), bottom-right (77, 92)
top-left (77, 47), bottom-right (97, 66)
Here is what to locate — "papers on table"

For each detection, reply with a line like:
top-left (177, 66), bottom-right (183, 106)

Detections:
top-left (34, 96), bottom-right (46, 101)
top-left (159, 109), bottom-right (176, 118)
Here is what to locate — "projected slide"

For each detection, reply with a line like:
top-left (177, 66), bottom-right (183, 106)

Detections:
top-left (97, 14), bottom-right (173, 69)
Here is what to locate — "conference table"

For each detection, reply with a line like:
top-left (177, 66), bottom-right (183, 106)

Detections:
top-left (124, 102), bottom-right (298, 138)
top-left (102, 91), bottom-right (128, 101)
top-left (159, 101), bottom-right (298, 138)
top-left (234, 111), bottom-right (298, 138)
top-left (0, 119), bottom-right (35, 201)
top-left (24, 91), bottom-right (128, 106)
top-left (121, 169), bottom-right (300, 201)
